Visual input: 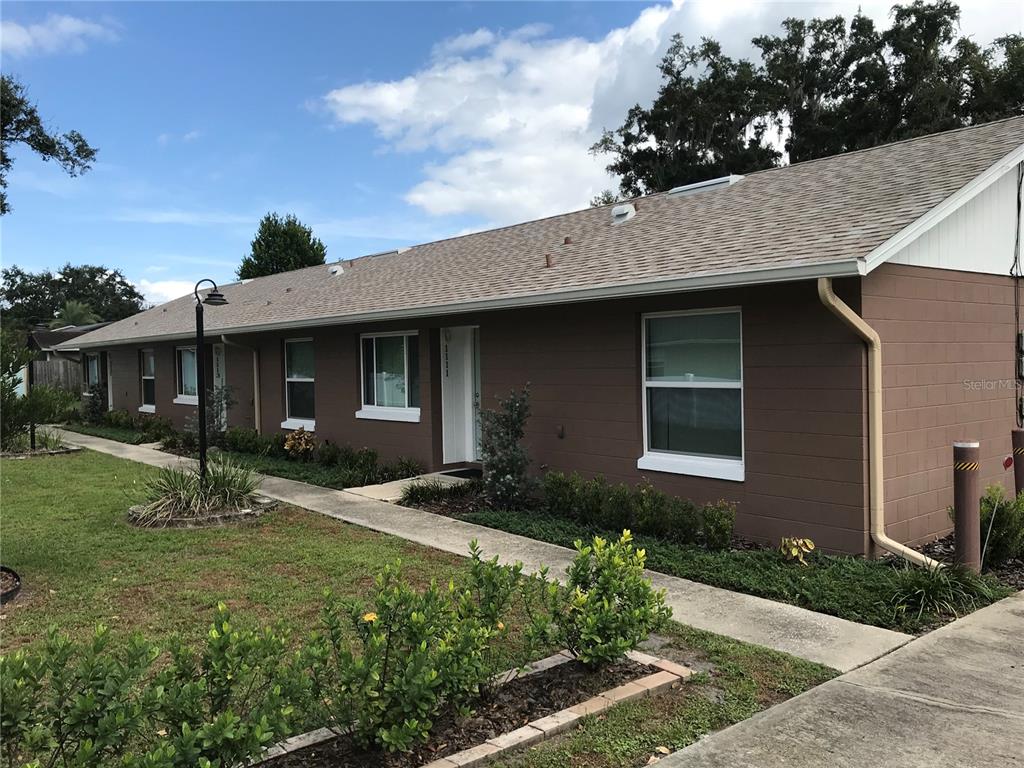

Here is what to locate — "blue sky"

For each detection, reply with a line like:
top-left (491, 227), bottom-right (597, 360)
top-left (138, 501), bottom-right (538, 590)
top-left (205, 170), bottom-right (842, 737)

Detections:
top-left (2, 1), bottom-right (1021, 304)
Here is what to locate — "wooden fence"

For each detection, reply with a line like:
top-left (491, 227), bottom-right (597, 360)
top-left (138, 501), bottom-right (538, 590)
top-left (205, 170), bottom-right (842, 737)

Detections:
top-left (31, 358), bottom-right (82, 392)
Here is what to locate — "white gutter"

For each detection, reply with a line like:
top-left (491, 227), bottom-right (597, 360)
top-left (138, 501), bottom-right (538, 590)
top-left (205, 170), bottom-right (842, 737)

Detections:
top-left (65, 258), bottom-right (866, 350)
top-left (221, 335), bottom-right (261, 435)
top-left (817, 278), bottom-right (939, 567)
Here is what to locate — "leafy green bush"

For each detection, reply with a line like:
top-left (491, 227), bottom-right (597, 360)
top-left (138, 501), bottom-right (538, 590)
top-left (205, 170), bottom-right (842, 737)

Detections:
top-left (400, 479), bottom-right (455, 506)
top-left (0, 624), bottom-right (161, 768)
top-left (317, 439), bottom-right (341, 466)
top-left (979, 485), bottom-right (1024, 567)
top-left (105, 408), bottom-right (135, 429)
top-left (479, 386), bottom-right (532, 508)
top-left (380, 455), bottom-right (425, 483)
top-left (889, 563), bottom-right (1004, 623)
top-left (28, 384), bottom-right (80, 424)
top-left (224, 426), bottom-right (261, 455)
top-left (83, 382), bottom-right (108, 425)
top-left (129, 455), bottom-right (260, 527)
top-left (554, 531), bottom-right (671, 666)
top-left (701, 500), bottom-right (736, 551)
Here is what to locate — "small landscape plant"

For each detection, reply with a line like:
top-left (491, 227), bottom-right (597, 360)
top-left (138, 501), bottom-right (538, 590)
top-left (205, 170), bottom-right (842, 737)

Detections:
top-left (479, 386), bottom-right (532, 508)
top-left (554, 530), bottom-right (671, 666)
top-left (129, 455), bottom-right (260, 527)
top-left (978, 484), bottom-right (1024, 568)
top-left (888, 562), bottom-right (1005, 624)
top-left (780, 537), bottom-right (816, 565)
top-left (283, 426), bottom-right (318, 461)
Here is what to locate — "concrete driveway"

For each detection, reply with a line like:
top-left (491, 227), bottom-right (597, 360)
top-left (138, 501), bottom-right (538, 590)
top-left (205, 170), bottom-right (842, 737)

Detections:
top-left (662, 591), bottom-right (1024, 767)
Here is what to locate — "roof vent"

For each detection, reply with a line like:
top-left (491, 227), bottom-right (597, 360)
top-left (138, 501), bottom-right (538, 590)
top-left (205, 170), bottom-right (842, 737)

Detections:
top-left (610, 202), bottom-right (636, 225)
top-left (667, 174), bottom-right (744, 197)
top-left (328, 263), bottom-right (343, 276)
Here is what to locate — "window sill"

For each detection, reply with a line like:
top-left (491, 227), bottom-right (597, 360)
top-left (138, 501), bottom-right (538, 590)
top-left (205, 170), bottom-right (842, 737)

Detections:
top-left (355, 407), bottom-right (421, 423)
top-left (138, 405), bottom-right (156, 414)
top-left (173, 395), bottom-right (198, 406)
top-left (281, 418), bottom-right (316, 431)
top-left (637, 452), bottom-right (744, 482)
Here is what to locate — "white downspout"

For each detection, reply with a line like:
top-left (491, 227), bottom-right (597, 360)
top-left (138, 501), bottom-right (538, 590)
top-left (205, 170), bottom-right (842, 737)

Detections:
top-left (221, 335), bottom-right (262, 435)
top-left (817, 278), bottom-right (940, 568)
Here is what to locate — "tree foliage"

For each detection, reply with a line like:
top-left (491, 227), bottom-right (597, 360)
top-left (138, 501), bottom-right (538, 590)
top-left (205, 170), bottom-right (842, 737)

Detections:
top-left (50, 299), bottom-right (101, 328)
top-left (1, 75), bottom-right (97, 215)
top-left (595, 1), bottom-right (1024, 196)
top-left (1, 263), bottom-right (145, 331)
top-left (237, 212), bottom-right (327, 280)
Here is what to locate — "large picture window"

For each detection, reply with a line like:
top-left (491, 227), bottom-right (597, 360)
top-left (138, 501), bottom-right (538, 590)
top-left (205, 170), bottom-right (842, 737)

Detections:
top-left (357, 332), bottom-right (420, 422)
top-left (638, 309), bottom-right (744, 481)
top-left (175, 347), bottom-right (198, 404)
top-left (140, 349), bottom-right (156, 412)
top-left (283, 339), bottom-right (315, 428)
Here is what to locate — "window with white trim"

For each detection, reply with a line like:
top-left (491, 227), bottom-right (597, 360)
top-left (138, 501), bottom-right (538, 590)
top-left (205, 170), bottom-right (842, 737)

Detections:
top-left (140, 349), bottom-right (156, 411)
top-left (85, 353), bottom-right (101, 388)
top-left (358, 332), bottom-right (420, 422)
top-left (639, 309), bottom-right (744, 481)
top-left (175, 347), bottom-right (198, 403)
top-left (284, 339), bottom-right (315, 426)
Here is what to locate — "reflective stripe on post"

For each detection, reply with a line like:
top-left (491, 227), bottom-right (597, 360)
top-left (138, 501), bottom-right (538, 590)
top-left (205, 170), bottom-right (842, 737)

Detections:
top-left (1013, 429), bottom-right (1024, 497)
top-left (953, 441), bottom-right (981, 573)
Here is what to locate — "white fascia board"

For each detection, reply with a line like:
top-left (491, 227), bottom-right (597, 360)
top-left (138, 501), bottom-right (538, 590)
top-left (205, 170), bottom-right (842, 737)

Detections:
top-left (68, 258), bottom-right (865, 349)
top-left (863, 141), bottom-right (1024, 274)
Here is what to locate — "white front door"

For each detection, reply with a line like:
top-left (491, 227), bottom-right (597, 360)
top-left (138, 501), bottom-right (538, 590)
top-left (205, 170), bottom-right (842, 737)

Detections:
top-left (212, 343), bottom-right (227, 425)
top-left (441, 326), bottom-right (480, 464)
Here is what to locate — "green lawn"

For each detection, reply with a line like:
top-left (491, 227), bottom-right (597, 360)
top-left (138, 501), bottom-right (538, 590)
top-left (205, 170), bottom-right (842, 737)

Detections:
top-left (496, 623), bottom-right (834, 768)
top-left (60, 422), bottom-right (151, 445)
top-left (0, 450), bottom-right (461, 649)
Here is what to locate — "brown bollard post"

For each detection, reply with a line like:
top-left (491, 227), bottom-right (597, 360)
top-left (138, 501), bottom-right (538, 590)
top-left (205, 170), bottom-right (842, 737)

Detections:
top-left (1013, 429), bottom-right (1024, 496)
top-left (953, 441), bottom-right (982, 573)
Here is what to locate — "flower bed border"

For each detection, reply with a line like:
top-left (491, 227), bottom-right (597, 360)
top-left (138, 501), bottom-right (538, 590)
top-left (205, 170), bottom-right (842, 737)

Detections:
top-left (1, 446), bottom-right (82, 459)
top-left (253, 649), bottom-right (693, 767)
top-left (127, 496), bottom-right (277, 529)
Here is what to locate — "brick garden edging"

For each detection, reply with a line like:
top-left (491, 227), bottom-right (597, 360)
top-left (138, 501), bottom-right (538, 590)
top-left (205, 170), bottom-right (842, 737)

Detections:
top-left (253, 649), bottom-right (694, 767)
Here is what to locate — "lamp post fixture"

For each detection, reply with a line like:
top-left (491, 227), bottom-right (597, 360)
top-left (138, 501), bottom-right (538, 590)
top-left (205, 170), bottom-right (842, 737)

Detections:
top-left (193, 279), bottom-right (229, 480)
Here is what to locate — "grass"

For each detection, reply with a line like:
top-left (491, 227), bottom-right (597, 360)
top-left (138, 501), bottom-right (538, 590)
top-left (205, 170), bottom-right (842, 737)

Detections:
top-left (0, 450), bottom-right (463, 650)
top-left (461, 509), bottom-right (1012, 633)
top-left (494, 622), bottom-right (835, 768)
top-left (61, 422), bottom-right (150, 445)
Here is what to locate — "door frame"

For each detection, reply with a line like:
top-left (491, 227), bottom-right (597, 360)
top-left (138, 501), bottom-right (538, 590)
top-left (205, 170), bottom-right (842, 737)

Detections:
top-left (441, 326), bottom-right (480, 464)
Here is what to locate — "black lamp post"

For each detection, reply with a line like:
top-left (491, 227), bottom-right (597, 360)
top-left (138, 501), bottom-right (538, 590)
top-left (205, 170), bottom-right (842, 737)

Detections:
top-left (194, 279), bottom-right (229, 480)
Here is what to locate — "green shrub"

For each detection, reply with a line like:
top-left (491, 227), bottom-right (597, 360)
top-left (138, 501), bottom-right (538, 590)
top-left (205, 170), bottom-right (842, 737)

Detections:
top-left (225, 426), bottom-right (262, 455)
top-left (140, 415), bottom-right (174, 442)
top-left (701, 500), bottom-right (736, 551)
top-left (400, 479), bottom-right (454, 506)
top-left (543, 471), bottom-right (582, 518)
top-left (0, 329), bottom-right (34, 450)
top-left (317, 439), bottom-right (341, 466)
top-left (262, 432), bottom-right (288, 458)
top-left (380, 455), bottom-right (425, 483)
top-left (479, 386), bottom-right (532, 508)
top-left (979, 485), bottom-right (1024, 567)
top-left (594, 480), bottom-right (631, 530)
top-left (83, 382), bottom-right (108, 425)
top-left (152, 603), bottom-right (310, 767)
top-left (0, 624), bottom-right (161, 768)
top-left (183, 385), bottom-right (237, 447)
top-left (554, 531), bottom-right (671, 666)
top-left (105, 408), bottom-right (136, 430)
top-left (129, 456), bottom-right (260, 527)
top-left (28, 384), bottom-right (80, 424)
top-left (889, 563), bottom-right (1004, 623)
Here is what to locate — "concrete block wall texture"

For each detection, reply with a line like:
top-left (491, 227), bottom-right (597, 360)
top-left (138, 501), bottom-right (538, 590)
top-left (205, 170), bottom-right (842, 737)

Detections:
top-left (862, 263), bottom-right (1017, 546)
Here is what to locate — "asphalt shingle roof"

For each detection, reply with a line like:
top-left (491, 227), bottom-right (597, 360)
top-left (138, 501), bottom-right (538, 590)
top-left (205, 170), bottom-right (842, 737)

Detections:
top-left (67, 117), bottom-right (1024, 349)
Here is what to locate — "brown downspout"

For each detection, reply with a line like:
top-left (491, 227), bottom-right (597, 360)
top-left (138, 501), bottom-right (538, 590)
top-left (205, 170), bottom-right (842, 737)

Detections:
top-left (817, 278), bottom-right (940, 567)
top-left (221, 334), bottom-right (262, 435)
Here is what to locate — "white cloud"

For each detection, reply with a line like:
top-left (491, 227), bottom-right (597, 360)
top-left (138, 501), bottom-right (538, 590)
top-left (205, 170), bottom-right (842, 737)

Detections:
top-left (0, 13), bottom-right (118, 58)
top-left (136, 279), bottom-right (196, 305)
top-left (157, 130), bottom-right (203, 146)
top-left (111, 208), bottom-right (253, 226)
top-left (322, 0), bottom-right (1021, 227)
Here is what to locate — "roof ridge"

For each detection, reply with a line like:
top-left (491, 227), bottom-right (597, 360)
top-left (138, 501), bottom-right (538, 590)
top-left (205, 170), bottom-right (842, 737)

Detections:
top-left (745, 115), bottom-right (1024, 177)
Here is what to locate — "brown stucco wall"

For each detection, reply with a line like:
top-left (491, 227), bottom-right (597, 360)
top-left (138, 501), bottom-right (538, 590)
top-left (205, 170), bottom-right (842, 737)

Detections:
top-left (861, 263), bottom-right (1017, 546)
top-left (477, 279), bottom-right (870, 553)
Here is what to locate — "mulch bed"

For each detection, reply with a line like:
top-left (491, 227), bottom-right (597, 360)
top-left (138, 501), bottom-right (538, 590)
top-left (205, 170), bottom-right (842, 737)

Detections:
top-left (127, 497), bottom-right (277, 529)
top-left (270, 658), bottom-right (646, 768)
top-left (915, 533), bottom-right (1024, 590)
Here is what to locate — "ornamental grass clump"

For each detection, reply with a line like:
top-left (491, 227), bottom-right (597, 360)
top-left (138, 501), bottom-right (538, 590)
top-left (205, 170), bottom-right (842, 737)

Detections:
top-left (129, 455), bottom-right (260, 527)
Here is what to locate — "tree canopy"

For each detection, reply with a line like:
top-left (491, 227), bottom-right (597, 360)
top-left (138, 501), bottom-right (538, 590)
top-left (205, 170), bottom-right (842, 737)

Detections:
top-left (49, 299), bottom-right (101, 329)
top-left (594, 1), bottom-right (1024, 197)
top-left (237, 212), bottom-right (327, 280)
top-left (0, 264), bottom-right (146, 331)
top-left (1, 75), bottom-right (97, 215)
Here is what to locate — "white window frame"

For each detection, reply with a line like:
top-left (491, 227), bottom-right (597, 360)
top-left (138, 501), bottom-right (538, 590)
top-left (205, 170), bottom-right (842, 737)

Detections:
top-left (139, 348), bottom-right (156, 413)
top-left (84, 353), bottom-right (101, 389)
top-left (282, 338), bottom-right (316, 430)
top-left (637, 308), bottom-right (745, 482)
top-left (173, 346), bottom-right (199, 405)
top-left (356, 330), bottom-right (421, 423)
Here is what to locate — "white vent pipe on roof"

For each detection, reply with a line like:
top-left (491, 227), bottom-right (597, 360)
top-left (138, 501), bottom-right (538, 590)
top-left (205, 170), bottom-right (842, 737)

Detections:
top-left (817, 278), bottom-right (939, 568)
top-left (611, 202), bottom-right (636, 224)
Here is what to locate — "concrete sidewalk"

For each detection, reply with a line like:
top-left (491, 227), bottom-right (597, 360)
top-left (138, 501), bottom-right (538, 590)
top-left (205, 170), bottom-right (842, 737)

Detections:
top-left (56, 430), bottom-right (911, 672)
top-left (661, 590), bottom-right (1024, 767)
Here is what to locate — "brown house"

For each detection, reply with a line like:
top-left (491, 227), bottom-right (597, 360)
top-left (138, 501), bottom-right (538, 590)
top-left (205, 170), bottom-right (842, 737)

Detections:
top-left (61, 118), bottom-right (1024, 555)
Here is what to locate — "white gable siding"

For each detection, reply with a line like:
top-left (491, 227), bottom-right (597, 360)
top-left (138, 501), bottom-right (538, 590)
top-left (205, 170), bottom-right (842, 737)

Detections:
top-left (888, 169), bottom-right (1022, 276)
